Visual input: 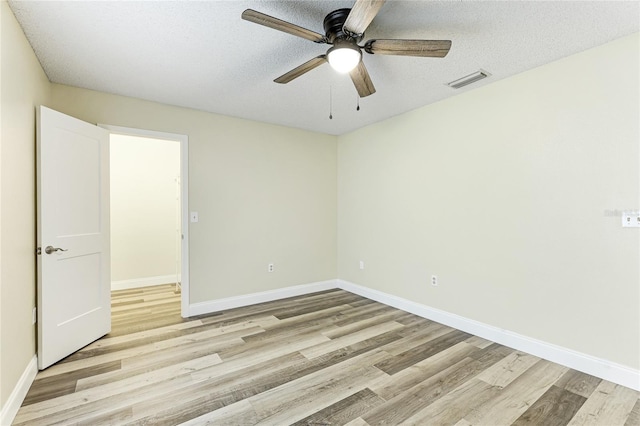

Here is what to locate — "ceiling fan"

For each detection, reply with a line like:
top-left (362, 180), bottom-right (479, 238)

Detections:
top-left (241, 0), bottom-right (451, 98)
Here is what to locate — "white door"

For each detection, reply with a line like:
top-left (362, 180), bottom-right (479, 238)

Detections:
top-left (36, 106), bottom-right (111, 370)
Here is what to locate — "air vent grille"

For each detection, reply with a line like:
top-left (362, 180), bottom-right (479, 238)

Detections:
top-left (447, 70), bottom-right (491, 89)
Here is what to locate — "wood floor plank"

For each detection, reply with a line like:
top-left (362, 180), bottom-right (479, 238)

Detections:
top-left (125, 352), bottom-right (310, 425)
top-left (373, 329), bottom-right (472, 375)
top-left (272, 292), bottom-right (367, 320)
top-left (370, 341), bottom-right (479, 401)
top-left (468, 342), bottom-right (515, 363)
top-left (110, 284), bottom-right (175, 298)
top-left (322, 309), bottom-right (411, 340)
top-left (23, 360), bottom-right (121, 405)
top-left (35, 322), bottom-right (262, 381)
top-left (109, 313), bottom-right (186, 337)
top-left (196, 290), bottom-right (351, 327)
top-left (329, 301), bottom-right (392, 323)
top-left (70, 315), bottom-right (261, 361)
top-left (110, 304), bottom-right (180, 321)
top-left (176, 329), bottom-right (400, 423)
top-left (177, 399), bottom-right (259, 425)
top-left (190, 333), bottom-right (335, 384)
top-left (402, 378), bottom-right (500, 425)
top-left (332, 304), bottom-right (399, 327)
top-left (83, 318), bottom-right (205, 350)
top-left (38, 374), bottom-right (194, 426)
top-left (392, 312), bottom-right (429, 326)
top-left (364, 355), bottom-right (493, 425)
top-left (344, 418), bottom-right (371, 426)
top-left (75, 337), bottom-right (243, 391)
top-left (255, 366), bottom-right (385, 425)
top-left (476, 351), bottom-right (540, 388)
top-left (230, 290), bottom-right (362, 319)
top-left (377, 320), bottom-right (451, 355)
top-left (512, 385), bottom-right (587, 426)
top-left (111, 298), bottom-right (144, 307)
top-left (299, 321), bottom-right (404, 359)
top-left (259, 304), bottom-right (348, 332)
top-left (463, 359), bottom-right (568, 425)
top-left (111, 293), bottom-right (180, 309)
top-left (249, 351), bottom-right (389, 425)
top-left (624, 398), bottom-right (640, 426)
top-left (14, 354), bottom-right (221, 424)
top-left (132, 351), bottom-right (388, 425)
top-left (240, 305), bottom-right (348, 344)
top-left (16, 284), bottom-right (639, 426)
top-left (367, 343), bottom-right (513, 425)
top-left (76, 406), bottom-right (134, 425)
top-left (291, 388), bottom-right (384, 426)
top-left (464, 335), bottom-right (494, 349)
top-left (215, 326), bottom-right (331, 362)
top-left (555, 369), bottom-right (603, 399)
top-left (567, 380), bottom-right (639, 426)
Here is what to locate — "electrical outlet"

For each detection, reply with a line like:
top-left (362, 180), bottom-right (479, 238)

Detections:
top-left (268, 263), bottom-right (274, 273)
top-left (431, 275), bottom-right (438, 286)
top-left (359, 260), bottom-right (365, 270)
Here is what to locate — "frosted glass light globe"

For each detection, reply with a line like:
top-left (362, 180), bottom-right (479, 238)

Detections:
top-left (327, 46), bottom-right (361, 73)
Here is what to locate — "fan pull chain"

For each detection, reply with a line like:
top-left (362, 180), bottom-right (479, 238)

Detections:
top-left (356, 96), bottom-right (360, 112)
top-left (329, 86), bottom-right (333, 120)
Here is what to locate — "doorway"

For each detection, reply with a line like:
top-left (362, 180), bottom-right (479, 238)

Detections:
top-left (100, 124), bottom-right (190, 317)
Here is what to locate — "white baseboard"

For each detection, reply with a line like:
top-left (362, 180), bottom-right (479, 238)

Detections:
top-left (337, 279), bottom-right (640, 392)
top-left (111, 274), bottom-right (179, 291)
top-left (1, 355), bottom-right (37, 425)
top-left (186, 279), bottom-right (338, 317)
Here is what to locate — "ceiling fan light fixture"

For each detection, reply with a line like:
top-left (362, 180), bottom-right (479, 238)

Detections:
top-left (327, 43), bottom-right (362, 73)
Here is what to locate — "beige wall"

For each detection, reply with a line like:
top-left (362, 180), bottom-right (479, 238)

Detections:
top-left (0, 0), bottom-right (51, 408)
top-left (338, 33), bottom-right (640, 369)
top-left (110, 134), bottom-right (181, 284)
top-left (51, 84), bottom-right (338, 303)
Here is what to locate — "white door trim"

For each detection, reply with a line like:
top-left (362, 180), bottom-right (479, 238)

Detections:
top-left (99, 124), bottom-right (190, 318)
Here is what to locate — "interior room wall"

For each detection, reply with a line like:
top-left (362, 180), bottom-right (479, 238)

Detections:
top-left (50, 84), bottom-right (338, 303)
top-left (110, 134), bottom-right (181, 288)
top-left (0, 0), bottom-right (52, 410)
top-left (337, 33), bottom-right (640, 370)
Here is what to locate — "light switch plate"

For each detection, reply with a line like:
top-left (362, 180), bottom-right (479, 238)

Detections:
top-left (190, 212), bottom-right (199, 223)
top-left (621, 211), bottom-right (640, 228)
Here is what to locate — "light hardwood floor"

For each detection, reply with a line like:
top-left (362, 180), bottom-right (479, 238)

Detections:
top-left (14, 284), bottom-right (640, 425)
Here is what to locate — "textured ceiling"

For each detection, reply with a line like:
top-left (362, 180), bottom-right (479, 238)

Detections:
top-left (8, 1), bottom-right (640, 135)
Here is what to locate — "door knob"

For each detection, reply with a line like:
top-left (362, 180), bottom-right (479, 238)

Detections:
top-left (44, 246), bottom-right (68, 254)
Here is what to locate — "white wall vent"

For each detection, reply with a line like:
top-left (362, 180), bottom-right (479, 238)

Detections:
top-left (446, 69), bottom-right (491, 89)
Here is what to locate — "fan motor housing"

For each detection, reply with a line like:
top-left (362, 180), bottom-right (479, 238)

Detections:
top-left (323, 8), bottom-right (362, 43)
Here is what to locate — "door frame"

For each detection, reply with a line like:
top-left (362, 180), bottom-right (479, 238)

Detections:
top-left (99, 124), bottom-right (190, 318)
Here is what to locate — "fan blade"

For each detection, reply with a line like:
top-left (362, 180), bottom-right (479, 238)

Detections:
top-left (364, 39), bottom-right (451, 57)
top-left (242, 9), bottom-right (327, 43)
top-left (274, 55), bottom-right (327, 84)
top-left (343, 0), bottom-right (386, 36)
top-left (349, 61), bottom-right (376, 97)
